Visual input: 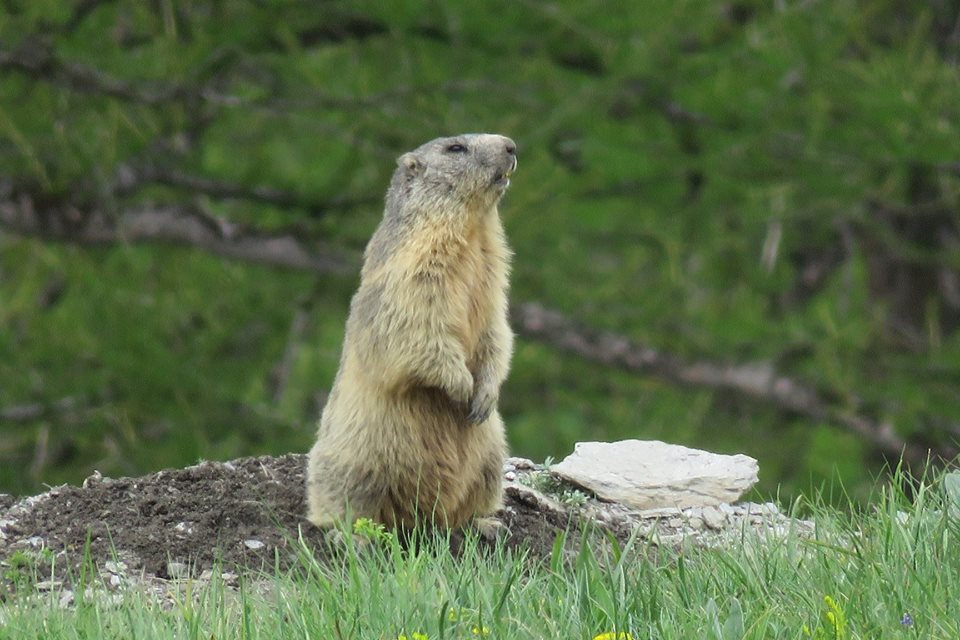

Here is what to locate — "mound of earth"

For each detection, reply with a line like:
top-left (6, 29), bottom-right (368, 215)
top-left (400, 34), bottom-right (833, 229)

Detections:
top-left (0, 455), bottom-right (584, 590)
top-left (0, 452), bottom-right (810, 594)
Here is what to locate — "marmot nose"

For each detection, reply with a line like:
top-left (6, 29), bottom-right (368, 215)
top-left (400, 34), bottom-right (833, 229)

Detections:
top-left (504, 141), bottom-right (516, 155)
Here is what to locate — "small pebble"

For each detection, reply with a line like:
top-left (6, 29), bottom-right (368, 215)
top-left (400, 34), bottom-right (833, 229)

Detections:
top-left (504, 471), bottom-right (517, 481)
top-left (166, 561), bottom-right (189, 579)
top-left (82, 471), bottom-right (103, 489)
top-left (701, 506), bottom-right (726, 530)
top-left (35, 580), bottom-right (62, 591)
top-left (243, 539), bottom-right (265, 550)
top-left (104, 561), bottom-right (127, 575)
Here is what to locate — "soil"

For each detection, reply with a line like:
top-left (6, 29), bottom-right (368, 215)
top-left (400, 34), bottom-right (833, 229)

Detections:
top-left (0, 455), bottom-right (591, 591)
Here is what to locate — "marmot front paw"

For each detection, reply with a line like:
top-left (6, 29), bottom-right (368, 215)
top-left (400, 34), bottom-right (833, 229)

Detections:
top-left (467, 384), bottom-right (497, 424)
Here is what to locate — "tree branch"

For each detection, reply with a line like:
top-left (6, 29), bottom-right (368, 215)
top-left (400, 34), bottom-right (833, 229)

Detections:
top-left (510, 302), bottom-right (954, 466)
top-left (0, 194), bottom-right (358, 275)
top-left (0, 394), bottom-right (96, 424)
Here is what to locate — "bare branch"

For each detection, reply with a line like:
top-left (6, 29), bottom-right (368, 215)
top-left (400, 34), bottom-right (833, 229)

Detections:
top-left (267, 304), bottom-right (311, 405)
top-left (0, 194), bottom-right (359, 275)
top-left (1, 395), bottom-right (89, 423)
top-left (511, 302), bottom-right (953, 466)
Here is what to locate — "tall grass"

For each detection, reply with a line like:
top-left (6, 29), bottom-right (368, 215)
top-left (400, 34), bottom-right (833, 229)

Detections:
top-left (2, 470), bottom-right (958, 639)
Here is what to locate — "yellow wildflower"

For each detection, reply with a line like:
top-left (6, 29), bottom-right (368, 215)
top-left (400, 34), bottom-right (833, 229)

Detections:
top-left (593, 633), bottom-right (633, 640)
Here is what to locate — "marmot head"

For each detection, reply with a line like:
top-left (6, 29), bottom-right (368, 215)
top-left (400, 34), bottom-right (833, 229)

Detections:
top-left (388, 133), bottom-right (518, 218)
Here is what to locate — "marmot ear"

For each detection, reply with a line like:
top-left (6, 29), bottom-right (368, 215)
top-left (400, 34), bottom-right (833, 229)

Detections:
top-left (398, 153), bottom-right (424, 179)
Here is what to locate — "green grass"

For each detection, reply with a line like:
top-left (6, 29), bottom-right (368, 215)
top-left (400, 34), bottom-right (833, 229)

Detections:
top-left (2, 471), bottom-right (959, 639)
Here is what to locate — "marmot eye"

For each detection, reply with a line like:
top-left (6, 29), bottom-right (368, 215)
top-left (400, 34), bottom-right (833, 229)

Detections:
top-left (445, 143), bottom-right (468, 153)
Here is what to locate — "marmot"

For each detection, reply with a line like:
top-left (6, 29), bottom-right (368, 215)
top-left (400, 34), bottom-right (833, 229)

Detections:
top-left (306, 133), bottom-right (517, 533)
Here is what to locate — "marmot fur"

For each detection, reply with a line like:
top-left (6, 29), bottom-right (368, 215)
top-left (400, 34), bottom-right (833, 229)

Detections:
top-left (306, 133), bottom-right (517, 532)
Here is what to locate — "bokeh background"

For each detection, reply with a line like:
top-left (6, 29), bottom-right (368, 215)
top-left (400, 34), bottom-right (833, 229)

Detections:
top-left (2, 0), bottom-right (959, 503)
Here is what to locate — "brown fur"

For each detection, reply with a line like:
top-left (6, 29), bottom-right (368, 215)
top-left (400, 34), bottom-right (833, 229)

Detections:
top-left (306, 133), bottom-right (517, 531)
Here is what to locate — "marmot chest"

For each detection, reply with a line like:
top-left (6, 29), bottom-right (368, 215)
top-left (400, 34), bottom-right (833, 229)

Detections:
top-left (426, 228), bottom-right (502, 354)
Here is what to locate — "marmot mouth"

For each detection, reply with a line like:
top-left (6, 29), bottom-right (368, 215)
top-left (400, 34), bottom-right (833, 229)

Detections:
top-left (493, 156), bottom-right (518, 186)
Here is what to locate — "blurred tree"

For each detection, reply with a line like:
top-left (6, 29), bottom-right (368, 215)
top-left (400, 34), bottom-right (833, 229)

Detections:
top-left (1, 0), bottom-right (958, 501)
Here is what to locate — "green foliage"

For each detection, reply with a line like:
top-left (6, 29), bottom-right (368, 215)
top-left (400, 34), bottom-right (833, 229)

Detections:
top-left (1, 1), bottom-right (959, 499)
top-left (518, 467), bottom-right (590, 507)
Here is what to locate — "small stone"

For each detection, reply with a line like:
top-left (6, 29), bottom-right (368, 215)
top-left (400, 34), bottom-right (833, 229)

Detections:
top-left (82, 470), bottom-right (103, 488)
top-left (762, 502), bottom-right (780, 515)
top-left (26, 536), bottom-right (44, 547)
top-left (701, 506), bottom-right (727, 530)
top-left (167, 561), bottom-right (189, 578)
top-left (59, 590), bottom-right (75, 608)
top-left (104, 561), bottom-right (127, 575)
top-left (718, 503), bottom-right (736, 515)
top-left (504, 471), bottom-right (517, 482)
top-left (35, 580), bottom-right (62, 591)
top-left (687, 517), bottom-right (704, 530)
top-left (243, 539), bottom-right (265, 550)
top-left (109, 574), bottom-right (122, 588)
top-left (551, 440), bottom-right (759, 510)
top-left (174, 521), bottom-right (193, 534)
top-left (503, 484), bottom-right (565, 514)
top-left (505, 457), bottom-right (537, 471)
top-left (637, 507), bottom-right (683, 519)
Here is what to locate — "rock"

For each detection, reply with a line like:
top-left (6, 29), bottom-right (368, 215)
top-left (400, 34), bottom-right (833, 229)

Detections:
top-left (243, 539), bottom-right (265, 550)
top-left (551, 440), bottom-right (759, 510)
top-left (35, 579), bottom-right (63, 591)
top-left (505, 457), bottom-right (537, 471)
top-left (82, 470), bottom-right (103, 488)
top-left (503, 483), bottom-right (565, 514)
top-left (700, 505), bottom-right (726, 530)
top-left (166, 562), bottom-right (189, 579)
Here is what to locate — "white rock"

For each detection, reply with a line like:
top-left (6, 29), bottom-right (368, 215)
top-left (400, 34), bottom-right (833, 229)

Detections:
top-left (243, 539), bottom-right (265, 550)
top-left (551, 440), bottom-right (759, 510)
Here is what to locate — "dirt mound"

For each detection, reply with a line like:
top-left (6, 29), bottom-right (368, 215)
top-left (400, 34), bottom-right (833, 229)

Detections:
top-left (0, 455), bottom-right (581, 588)
top-left (0, 452), bottom-right (809, 597)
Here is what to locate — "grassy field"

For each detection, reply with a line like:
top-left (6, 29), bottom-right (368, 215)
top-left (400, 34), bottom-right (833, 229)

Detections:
top-left (1, 471), bottom-right (958, 639)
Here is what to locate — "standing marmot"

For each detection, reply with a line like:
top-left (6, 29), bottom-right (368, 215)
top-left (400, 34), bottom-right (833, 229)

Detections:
top-left (306, 133), bottom-right (517, 533)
